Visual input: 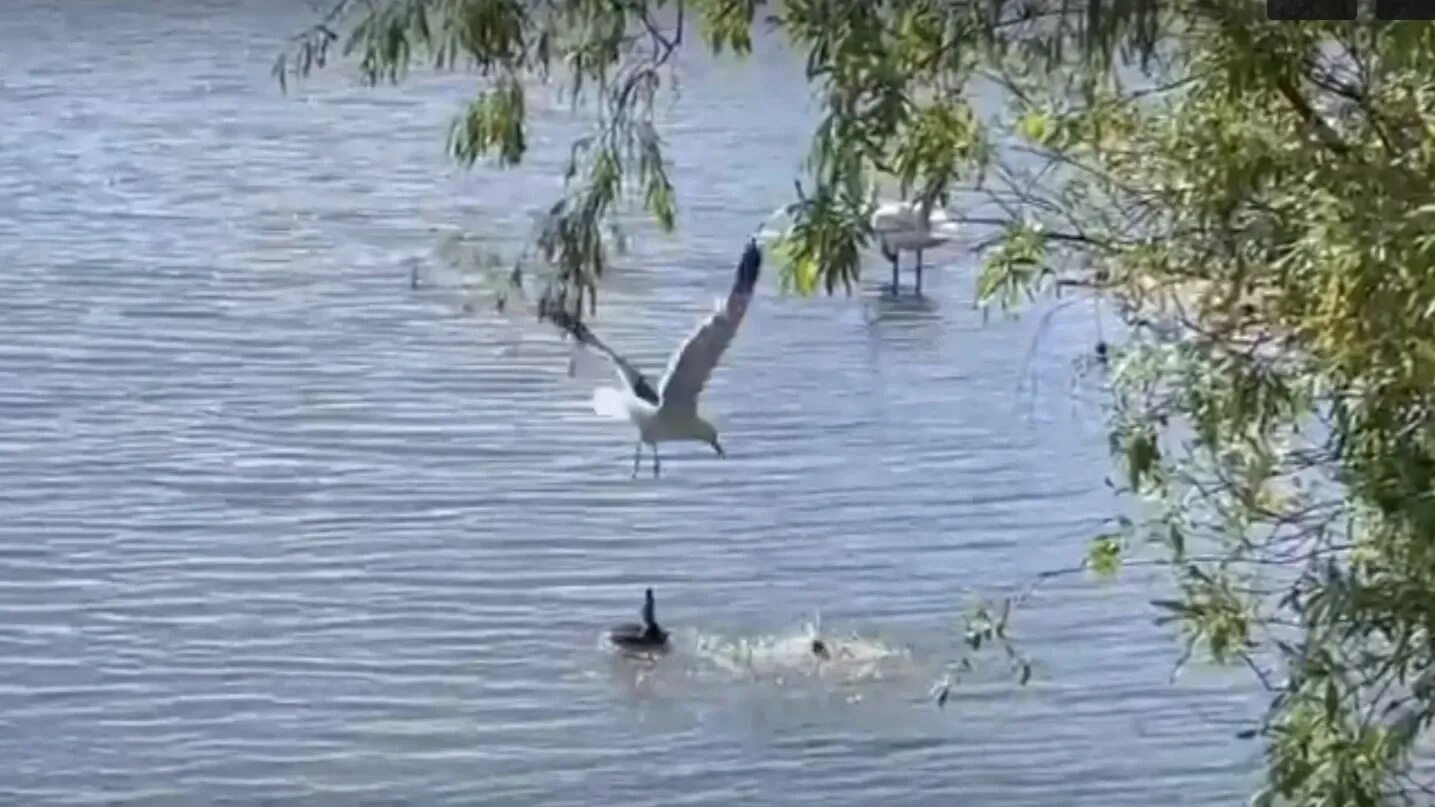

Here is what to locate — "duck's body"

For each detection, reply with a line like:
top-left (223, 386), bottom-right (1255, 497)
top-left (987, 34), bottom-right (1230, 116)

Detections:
top-left (608, 621), bottom-right (669, 650)
top-left (608, 588), bottom-right (670, 652)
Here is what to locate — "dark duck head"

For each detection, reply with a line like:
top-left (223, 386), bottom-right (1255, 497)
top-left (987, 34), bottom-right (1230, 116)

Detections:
top-left (608, 588), bottom-right (670, 652)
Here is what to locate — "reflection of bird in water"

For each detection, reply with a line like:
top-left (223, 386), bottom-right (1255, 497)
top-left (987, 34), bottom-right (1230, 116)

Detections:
top-left (870, 199), bottom-right (961, 296)
top-left (607, 588), bottom-right (670, 654)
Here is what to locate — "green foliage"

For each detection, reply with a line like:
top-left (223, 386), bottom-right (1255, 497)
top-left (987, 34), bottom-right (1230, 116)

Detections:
top-left (277, 0), bottom-right (693, 319)
top-left (976, 220), bottom-right (1050, 310)
top-left (1086, 534), bottom-right (1122, 580)
top-left (695, 0), bottom-right (757, 54)
top-left (1041, 10), bottom-right (1435, 803)
top-left (449, 74), bottom-right (527, 166)
top-left (280, 1), bottom-right (1435, 802)
top-left (954, 596), bottom-right (1033, 688)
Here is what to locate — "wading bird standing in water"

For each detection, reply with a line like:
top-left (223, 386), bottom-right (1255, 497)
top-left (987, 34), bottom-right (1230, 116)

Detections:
top-left (870, 198), bottom-right (960, 296)
top-left (553, 240), bottom-right (761, 478)
top-left (755, 198), bottom-right (957, 296)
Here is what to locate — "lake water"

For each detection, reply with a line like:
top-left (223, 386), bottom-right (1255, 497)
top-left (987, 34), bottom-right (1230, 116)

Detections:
top-left (0, 2), bottom-right (1263, 804)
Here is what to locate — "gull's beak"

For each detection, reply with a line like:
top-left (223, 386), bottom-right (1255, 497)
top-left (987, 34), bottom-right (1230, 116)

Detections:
top-left (710, 439), bottom-right (725, 458)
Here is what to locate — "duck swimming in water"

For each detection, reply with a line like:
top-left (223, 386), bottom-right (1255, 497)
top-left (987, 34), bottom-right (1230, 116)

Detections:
top-left (608, 588), bottom-right (670, 653)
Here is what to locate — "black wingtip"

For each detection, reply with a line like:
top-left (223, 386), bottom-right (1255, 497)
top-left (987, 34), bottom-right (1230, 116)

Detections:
top-left (545, 304), bottom-right (596, 347)
top-left (735, 239), bottom-right (761, 295)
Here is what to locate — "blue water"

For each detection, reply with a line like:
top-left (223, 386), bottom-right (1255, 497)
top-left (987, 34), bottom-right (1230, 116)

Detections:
top-left (0, 2), bottom-right (1262, 804)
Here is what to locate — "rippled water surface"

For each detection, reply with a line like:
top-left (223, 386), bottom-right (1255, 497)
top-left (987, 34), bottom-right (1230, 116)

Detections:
top-left (1, 2), bottom-right (1263, 804)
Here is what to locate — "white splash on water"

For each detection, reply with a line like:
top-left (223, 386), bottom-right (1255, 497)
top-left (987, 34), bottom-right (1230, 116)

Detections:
top-left (688, 615), bottom-right (912, 686)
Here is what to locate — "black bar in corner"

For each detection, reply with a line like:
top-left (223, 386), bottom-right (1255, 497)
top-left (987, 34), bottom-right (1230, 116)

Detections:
top-left (1265, 0), bottom-right (1356, 20)
top-left (1376, 0), bottom-right (1435, 20)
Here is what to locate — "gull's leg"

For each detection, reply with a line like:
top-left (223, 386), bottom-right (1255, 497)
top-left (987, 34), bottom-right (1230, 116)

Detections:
top-left (915, 248), bottom-right (924, 296)
top-left (632, 441), bottom-right (642, 478)
top-left (653, 445), bottom-right (661, 478)
top-left (890, 252), bottom-right (900, 295)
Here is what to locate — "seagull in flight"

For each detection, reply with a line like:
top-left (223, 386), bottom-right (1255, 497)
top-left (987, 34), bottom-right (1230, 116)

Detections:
top-left (554, 239), bottom-right (762, 478)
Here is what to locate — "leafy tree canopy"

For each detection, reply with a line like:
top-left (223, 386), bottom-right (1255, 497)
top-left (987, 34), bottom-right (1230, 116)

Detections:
top-left (279, 2), bottom-right (1435, 803)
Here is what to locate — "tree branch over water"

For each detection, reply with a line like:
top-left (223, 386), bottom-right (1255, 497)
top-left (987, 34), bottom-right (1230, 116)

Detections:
top-left (277, 2), bottom-right (1435, 803)
top-left (277, 0), bottom-right (698, 321)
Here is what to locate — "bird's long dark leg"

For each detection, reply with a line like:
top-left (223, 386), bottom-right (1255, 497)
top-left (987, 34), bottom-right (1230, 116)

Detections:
top-left (915, 248), bottom-right (924, 296)
top-left (632, 441), bottom-right (642, 478)
top-left (652, 445), bottom-right (661, 478)
top-left (890, 251), bottom-right (900, 296)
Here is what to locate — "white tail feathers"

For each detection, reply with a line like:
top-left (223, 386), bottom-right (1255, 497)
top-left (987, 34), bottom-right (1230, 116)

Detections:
top-left (591, 387), bottom-right (629, 420)
top-left (930, 221), bottom-right (962, 240)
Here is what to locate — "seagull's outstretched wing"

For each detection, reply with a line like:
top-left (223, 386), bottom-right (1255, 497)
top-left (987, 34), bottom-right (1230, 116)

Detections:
top-left (549, 308), bottom-right (660, 405)
top-left (658, 240), bottom-right (762, 411)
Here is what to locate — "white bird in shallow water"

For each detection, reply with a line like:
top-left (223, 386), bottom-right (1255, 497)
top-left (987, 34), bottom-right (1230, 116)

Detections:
top-left (555, 240), bottom-right (762, 478)
top-left (754, 200), bottom-right (957, 296)
top-left (870, 199), bottom-right (961, 296)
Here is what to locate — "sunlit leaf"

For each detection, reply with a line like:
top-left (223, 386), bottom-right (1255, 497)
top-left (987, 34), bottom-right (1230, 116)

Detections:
top-left (1086, 534), bottom-right (1123, 580)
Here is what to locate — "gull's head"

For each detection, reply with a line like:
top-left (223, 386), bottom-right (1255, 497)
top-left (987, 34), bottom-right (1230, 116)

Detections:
top-left (693, 419), bottom-right (724, 457)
